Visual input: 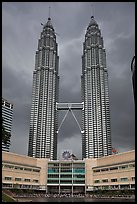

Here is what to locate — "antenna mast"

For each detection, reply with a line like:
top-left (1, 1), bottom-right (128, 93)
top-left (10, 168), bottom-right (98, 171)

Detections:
top-left (49, 6), bottom-right (51, 19)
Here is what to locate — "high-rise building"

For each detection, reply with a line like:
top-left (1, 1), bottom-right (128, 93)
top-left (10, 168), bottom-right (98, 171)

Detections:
top-left (2, 98), bottom-right (13, 152)
top-left (28, 17), bottom-right (59, 160)
top-left (81, 16), bottom-right (112, 159)
top-left (131, 56), bottom-right (135, 101)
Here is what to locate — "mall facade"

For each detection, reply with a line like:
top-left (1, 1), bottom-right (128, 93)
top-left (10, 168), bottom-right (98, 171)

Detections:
top-left (2, 150), bottom-right (135, 194)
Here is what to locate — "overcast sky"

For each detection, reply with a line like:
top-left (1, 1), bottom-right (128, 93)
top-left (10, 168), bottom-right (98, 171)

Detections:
top-left (2, 2), bottom-right (135, 159)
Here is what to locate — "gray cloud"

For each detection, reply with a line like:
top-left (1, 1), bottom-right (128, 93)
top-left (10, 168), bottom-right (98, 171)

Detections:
top-left (2, 2), bottom-right (135, 159)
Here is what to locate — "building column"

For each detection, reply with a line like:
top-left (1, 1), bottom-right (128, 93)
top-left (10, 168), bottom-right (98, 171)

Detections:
top-left (72, 161), bottom-right (73, 197)
top-left (85, 185), bottom-right (86, 195)
top-left (72, 185), bottom-right (73, 197)
top-left (59, 162), bottom-right (60, 194)
top-left (59, 185), bottom-right (60, 194)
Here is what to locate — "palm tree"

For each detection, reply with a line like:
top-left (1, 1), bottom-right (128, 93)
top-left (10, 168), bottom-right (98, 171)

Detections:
top-left (2, 118), bottom-right (11, 145)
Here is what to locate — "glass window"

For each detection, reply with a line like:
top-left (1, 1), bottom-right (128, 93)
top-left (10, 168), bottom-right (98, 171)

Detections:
top-left (60, 175), bottom-right (72, 178)
top-left (93, 169), bottom-right (100, 173)
top-left (129, 163), bottom-right (135, 168)
top-left (101, 168), bottom-right (108, 172)
top-left (48, 168), bottom-right (59, 173)
top-left (102, 186), bottom-right (109, 190)
top-left (120, 184), bottom-right (130, 189)
top-left (15, 166), bottom-right (23, 170)
top-left (73, 180), bottom-right (85, 184)
top-left (3, 183), bottom-right (13, 188)
top-left (73, 168), bottom-right (85, 173)
top-left (110, 166), bottom-right (118, 171)
top-left (33, 169), bottom-right (40, 172)
top-left (131, 177), bottom-right (135, 181)
top-left (47, 180), bottom-right (59, 184)
top-left (53, 163), bottom-right (59, 167)
top-left (111, 178), bottom-right (117, 182)
top-left (4, 164), bottom-right (14, 169)
top-left (24, 168), bottom-right (32, 171)
top-left (24, 179), bottom-right (31, 182)
top-left (5, 101), bottom-right (10, 108)
top-left (102, 179), bottom-right (108, 183)
top-left (94, 180), bottom-right (100, 183)
top-left (60, 180), bottom-right (72, 184)
top-left (5, 177), bottom-right (12, 180)
top-left (15, 178), bottom-right (22, 181)
top-left (61, 168), bottom-right (72, 173)
top-left (61, 163), bottom-right (72, 167)
top-left (48, 174), bottom-right (59, 178)
top-left (119, 165), bottom-right (128, 169)
top-left (120, 178), bottom-right (128, 182)
top-left (33, 179), bottom-right (39, 183)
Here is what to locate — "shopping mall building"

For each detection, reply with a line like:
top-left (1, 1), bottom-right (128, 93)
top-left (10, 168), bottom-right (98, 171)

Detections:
top-left (2, 150), bottom-right (135, 194)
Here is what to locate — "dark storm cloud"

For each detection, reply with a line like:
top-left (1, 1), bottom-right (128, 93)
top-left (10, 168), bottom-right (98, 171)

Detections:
top-left (2, 64), bottom-right (31, 100)
top-left (2, 64), bottom-right (32, 155)
top-left (2, 2), bottom-right (135, 158)
top-left (109, 66), bottom-right (135, 152)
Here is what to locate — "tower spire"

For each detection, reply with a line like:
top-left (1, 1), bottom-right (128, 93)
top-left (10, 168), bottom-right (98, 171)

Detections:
top-left (48, 6), bottom-right (51, 20)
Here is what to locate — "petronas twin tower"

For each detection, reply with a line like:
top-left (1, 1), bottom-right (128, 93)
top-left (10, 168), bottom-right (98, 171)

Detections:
top-left (28, 16), bottom-right (112, 160)
top-left (28, 17), bottom-right (59, 159)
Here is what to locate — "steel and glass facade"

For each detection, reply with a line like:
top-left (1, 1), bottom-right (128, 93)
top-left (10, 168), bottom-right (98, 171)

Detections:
top-left (28, 16), bottom-right (112, 160)
top-left (81, 16), bottom-right (112, 159)
top-left (47, 160), bottom-right (85, 194)
top-left (2, 98), bottom-right (13, 152)
top-left (28, 18), bottom-right (59, 160)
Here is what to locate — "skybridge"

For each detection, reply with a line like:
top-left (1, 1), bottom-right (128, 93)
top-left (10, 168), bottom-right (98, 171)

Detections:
top-left (56, 102), bottom-right (84, 134)
top-left (56, 102), bottom-right (84, 111)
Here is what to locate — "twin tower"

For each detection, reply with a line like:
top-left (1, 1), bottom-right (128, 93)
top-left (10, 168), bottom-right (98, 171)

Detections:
top-left (28, 16), bottom-right (112, 160)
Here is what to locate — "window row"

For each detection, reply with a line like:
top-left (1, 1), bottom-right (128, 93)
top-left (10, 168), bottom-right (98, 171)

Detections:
top-left (93, 163), bottom-right (135, 173)
top-left (47, 180), bottom-right (85, 184)
top-left (4, 177), bottom-right (39, 183)
top-left (2, 164), bottom-right (40, 172)
top-left (94, 177), bottom-right (135, 183)
top-left (93, 184), bottom-right (135, 190)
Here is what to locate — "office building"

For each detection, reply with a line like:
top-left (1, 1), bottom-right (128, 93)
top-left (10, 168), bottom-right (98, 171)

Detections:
top-left (2, 98), bottom-right (13, 152)
top-left (28, 17), bottom-right (59, 159)
top-left (85, 150), bottom-right (135, 192)
top-left (2, 151), bottom-right (48, 190)
top-left (2, 150), bottom-right (135, 193)
top-left (81, 16), bottom-right (112, 159)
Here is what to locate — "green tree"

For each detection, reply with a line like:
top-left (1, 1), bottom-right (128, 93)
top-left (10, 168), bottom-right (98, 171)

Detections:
top-left (2, 118), bottom-right (11, 145)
